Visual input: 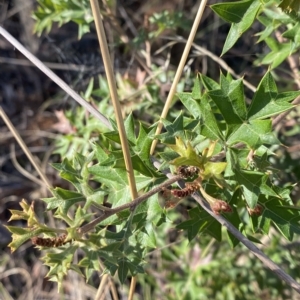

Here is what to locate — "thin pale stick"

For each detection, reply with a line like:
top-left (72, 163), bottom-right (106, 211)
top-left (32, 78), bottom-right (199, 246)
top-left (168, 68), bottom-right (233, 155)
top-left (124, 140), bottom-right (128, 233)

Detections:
top-left (0, 26), bottom-right (112, 130)
top-left (90, 0), bottom-right (138, 200)
top-left (150, 0), bottom-right (208, 155)
top-left (95, 274), bottom-right (109, 300)
top-left (90, 3), bottom-right (139, 296)
top-left (9, 144), bottom-right (45, 187)
top-left (0, 106), bottom-right (52, 188)
top-left (128, 276), bottom-right (137, 300)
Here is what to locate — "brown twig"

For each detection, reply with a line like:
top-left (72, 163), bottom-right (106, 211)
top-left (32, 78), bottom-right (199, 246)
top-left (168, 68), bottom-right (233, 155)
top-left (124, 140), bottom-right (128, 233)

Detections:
top-left (153, 158), bottom-right (300, 293)
top-left (78, 175), bottom-right (182, 235)
top-left (192, 192), bottom-right (300, 293)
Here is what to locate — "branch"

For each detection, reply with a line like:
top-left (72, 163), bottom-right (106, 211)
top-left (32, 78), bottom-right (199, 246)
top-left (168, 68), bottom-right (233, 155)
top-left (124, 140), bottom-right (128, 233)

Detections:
top-left (152, 158), bottom-right (300, 294)
top-left (78, 175), bottom-right (182, 235)
top-left (192, 192), bottom-right (300, 293)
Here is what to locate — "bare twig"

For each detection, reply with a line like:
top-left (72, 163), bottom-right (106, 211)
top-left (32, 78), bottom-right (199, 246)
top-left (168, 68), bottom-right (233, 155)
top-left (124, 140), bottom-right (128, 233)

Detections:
top-left (192, 192), bottom-right (300, 293)
top-left (0, 26), bottom-right (112, 130)
top-left (152, 158), bottom-right (300, 293)
top-left (0, 56), bottom-right (95, 72)
top-left (9, 144), bottom-right (45, 187)
top-left (0, 106), bottom-right (52, 188)
top-left (78, 163), bottom-right (300, 293)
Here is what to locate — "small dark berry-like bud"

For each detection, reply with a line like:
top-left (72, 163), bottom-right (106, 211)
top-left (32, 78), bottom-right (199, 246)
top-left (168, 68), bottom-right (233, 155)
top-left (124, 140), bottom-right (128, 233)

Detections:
top-left (211, 200), bottom-right (232, 215)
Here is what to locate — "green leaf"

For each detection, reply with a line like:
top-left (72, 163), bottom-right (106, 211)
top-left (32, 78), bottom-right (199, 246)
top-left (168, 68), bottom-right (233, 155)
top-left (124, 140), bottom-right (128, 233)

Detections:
top-left (207, 79), bottom-right (246, 125)
top-left (247, 72), bottom-right (295, 120)
top-left (201, 75), bottom-right (220, 91)
top-left (6, 227), bottom-right (46, 252)
top-left (234, 169), bottom-right (277, 208)
top-left (124, 113), bottom-right (136, 145)
top-left (210, 0), bottom-right (258, 23)
top-left (156, 113), bottom-right (185, 143)
top-left (134, 124), bottom-right (161, 177)
top-left (259, 196), bottom-right (300, 241)
top-left (178, 92), bottom-right (203, 118)
top-left (43, 188), bottom-right (86, 214)
top-left (176, 207), bottom-right (222, 241)
top-left (225, 191), bottom-right (242, 247)
top-left (282, 22), bottom-right (300, 43)
top-left (227, 119), bottom-right (272, 148)
top-left (51, 157), bottom-right (83, 190)
top-left (199, 95), bottom-right (224, 140)
top-left (89, 165), bottom-right (128, 188)
top-left (191, 74), bottom-right (202, 99)
top-left (43, 245), bottom-right (78, 291)
top-left (260, 40), bottom-right (292, 69)
top-left (212, 0), bottom-right (261, 55)
top-left (276, 91), bottom-right (300, 103)
top-left (118, 258), bottom-right (129, 283)
top-left (167, 136), bottom-right (204, 167)
top-left (133, 157), bottom-right (156, 178)
top-left (78, 250), bottom-right (101, 282)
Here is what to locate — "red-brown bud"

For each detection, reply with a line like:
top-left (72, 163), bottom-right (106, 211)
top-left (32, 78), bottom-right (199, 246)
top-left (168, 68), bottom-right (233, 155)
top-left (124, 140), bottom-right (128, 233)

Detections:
top-left (211, 200), bottom-right (232, 215)
top-left (247, 204), bottom-right (263, 216)
top-left (31, 234), bottom-right (68, 248)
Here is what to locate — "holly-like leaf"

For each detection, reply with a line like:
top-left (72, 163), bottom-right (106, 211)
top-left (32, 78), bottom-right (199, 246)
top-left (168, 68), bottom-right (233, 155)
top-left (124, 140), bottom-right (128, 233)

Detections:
top-left (43, 245), bottom-right (79, 291)
top-left (201, 75), bottom-right (220, 91)
top-left (199, 95), bottom-right (224, 141)
top-left (156, 113), bottom-right (185, 143)
top-left (257, 196), bottom-right (300, 241)
top-left (191, 73), bottom-right (202, 99)
top-left (282, 22), bottom-right (300, 43)
top-left (177, 207), bottom-right (222, 241)
top-left (130, 123), bottom-right (161, 177)
top-left (6, 227), bottom-right (46, 252)
top-left (248, 72), bottom-right (288, 120)
top-left (179, 92), bottom-right (203, 119)
top-left (248, 74), bottom-right (298, 118)
top-left (89, 165), bottom-right (128, 188)
top-left (260, 39), bottom-right (292, 69)
top-left (210, 0), bottom-right (258, 23)
top-left (227, 119), bottom-right (272, 148)
top-left (167, 136), bottom-right (204, 167)
top-left (207, 78), bottom-right (246, 125)
top-left (118, 258), bottom-right (130, 284)
top-left (235, 169), bottom-right (278, 208)
top-left (42, 188), bottom-right (86, 214)
top-left (52, 158), bottom-right (82, 190)
top-left (78, 250), bottom-right (101, 282)
top-left (201, 161), bottom-right (228, 188)
top-left (224, 190), bottom-right (245, 247)
top-left (211, 0), bottom-right (261, 55)
top-left (124, 112), bottom-right (137, 145)
top-left (8, 199), bottom-right (39, 227)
